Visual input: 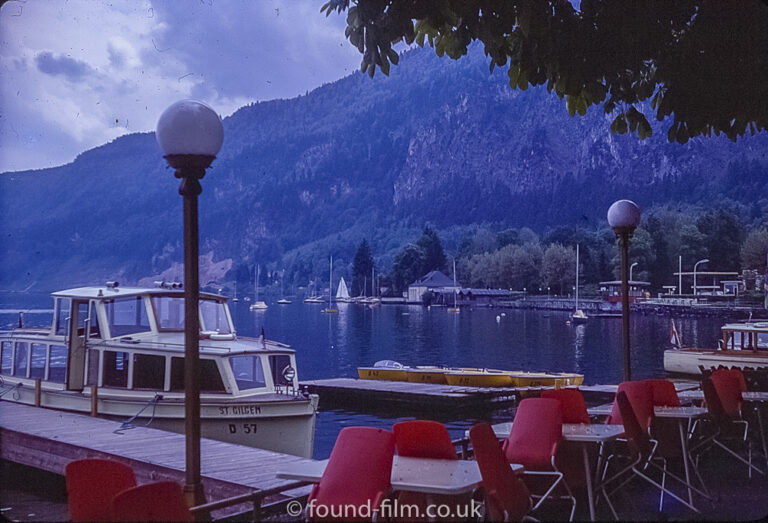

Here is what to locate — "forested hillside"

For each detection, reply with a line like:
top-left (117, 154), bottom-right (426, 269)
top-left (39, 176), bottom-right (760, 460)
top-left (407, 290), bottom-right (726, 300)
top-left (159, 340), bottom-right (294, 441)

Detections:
top-left (1, 44), bottom-right (767, 293)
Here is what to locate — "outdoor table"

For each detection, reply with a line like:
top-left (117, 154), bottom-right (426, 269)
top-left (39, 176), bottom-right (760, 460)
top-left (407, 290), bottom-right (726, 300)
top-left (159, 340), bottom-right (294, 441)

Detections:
top-left (478, 422), bottom-right (624, 521)
top-left (676, 389), bottom-right (704, 403)
top-left (652, 406), bottom-right (710, 507)
top-left (742, 391), bottom-right (768, 470)
top-left (276, 455), bottom-right (523, 495)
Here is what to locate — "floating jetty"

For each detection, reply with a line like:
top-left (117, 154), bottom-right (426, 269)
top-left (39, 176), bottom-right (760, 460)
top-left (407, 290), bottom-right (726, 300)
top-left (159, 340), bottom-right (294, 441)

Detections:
top-left (0, 402), bottom-right (311, 518)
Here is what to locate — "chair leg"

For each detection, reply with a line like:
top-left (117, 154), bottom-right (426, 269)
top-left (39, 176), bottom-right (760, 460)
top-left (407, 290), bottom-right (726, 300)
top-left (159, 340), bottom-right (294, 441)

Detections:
top-left (712, 439), bottom-right (765, 475)
top-left (659, 460), bottom-right (667, 511)
top-left (633, 467), bottom-right (700, 513)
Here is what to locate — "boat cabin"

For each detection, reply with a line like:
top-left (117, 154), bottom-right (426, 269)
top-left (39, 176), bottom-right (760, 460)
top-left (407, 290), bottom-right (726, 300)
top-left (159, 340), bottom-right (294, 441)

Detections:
top-left (0, 284), bottom-right (298, 396)
top-left (721, 322), bottom-right (768, 351)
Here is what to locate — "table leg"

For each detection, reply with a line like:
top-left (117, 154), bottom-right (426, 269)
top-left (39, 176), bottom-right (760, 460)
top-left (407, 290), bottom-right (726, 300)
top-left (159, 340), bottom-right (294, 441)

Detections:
top-left (757, 405), bottom-right (768, 471)
top-left (583, 444), bottom-right (595, 521)
top-left (679, 419), bottom-right (694, 507)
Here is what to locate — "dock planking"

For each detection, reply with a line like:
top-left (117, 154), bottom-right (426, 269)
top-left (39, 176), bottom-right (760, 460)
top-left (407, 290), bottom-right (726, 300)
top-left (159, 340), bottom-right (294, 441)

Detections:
top-left (0, 401), bottom-right (311, 517)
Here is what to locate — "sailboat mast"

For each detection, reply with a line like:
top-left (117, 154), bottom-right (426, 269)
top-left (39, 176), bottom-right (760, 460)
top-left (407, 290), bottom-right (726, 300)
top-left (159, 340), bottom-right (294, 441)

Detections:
top-left (330, 256), bottom-right (333, 305)
top-left (371, 266), bottom-right (375, 298)
top-left (575, 244), bottom-right (579, 310)
top-left (453, 258), bottom-right (458, 307)
top-left (256, 265), bottom-right (260, 301)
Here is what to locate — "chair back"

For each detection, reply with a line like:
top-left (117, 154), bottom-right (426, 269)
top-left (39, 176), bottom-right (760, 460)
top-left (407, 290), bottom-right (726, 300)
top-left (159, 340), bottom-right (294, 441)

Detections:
top-left (111, 481), bottom-right (192, 522)
top-left (470, 423), bottom-right (531, 522)
top-left (608, 381), bottom-right (654, 430)
top-left (541, 388), bottom-right (590, 424)
top-left (309, 427), bottom-right (395, 521)
top-left (712, 368), bottom-right (747, 393)
top-left (65, 458), bottom-right (136, 522)
top-left (644, 379), bottom-right (681, 407)
top-left (702, 376), bottom-right (730, 424)
top-left (393, 420), bottom-right (457, 459)
top-left (502, 398), bottom-right (562, 470)
top-left (708, 372), bottom-right (742, 419)
top-left (616, 391), bottom-right (653, 459)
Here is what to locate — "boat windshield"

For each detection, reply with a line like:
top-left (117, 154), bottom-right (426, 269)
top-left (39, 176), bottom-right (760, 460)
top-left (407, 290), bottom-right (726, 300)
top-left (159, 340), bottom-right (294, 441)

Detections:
top-left (230, 355), bottom-right (267, 390)
top-left (151, 296), bottom-right (232, 334)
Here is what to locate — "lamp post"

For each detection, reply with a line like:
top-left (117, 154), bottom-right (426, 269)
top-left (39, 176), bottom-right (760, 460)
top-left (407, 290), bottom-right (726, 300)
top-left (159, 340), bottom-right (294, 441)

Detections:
top-left (156, 100), bottom-right (223, 507)
top-left (693, 258), bottom-right (709, 296)
top-left (629, 262), bottom-right (638, 283)
top-left (608, 199), bottom-right (642, 382)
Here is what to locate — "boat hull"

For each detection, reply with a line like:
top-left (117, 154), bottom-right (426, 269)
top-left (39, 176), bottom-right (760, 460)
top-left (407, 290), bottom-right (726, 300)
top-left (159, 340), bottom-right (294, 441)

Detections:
top-left (444, 371), bottom-right (515, 388)
top-left (405, 367), bottom-right (448, 384)
top-left (664, 348), bottom-right (768, 375)
top-left (357, 367), bottom-right (409, 381)
top-left (1, 381), bottom-right (319, 458)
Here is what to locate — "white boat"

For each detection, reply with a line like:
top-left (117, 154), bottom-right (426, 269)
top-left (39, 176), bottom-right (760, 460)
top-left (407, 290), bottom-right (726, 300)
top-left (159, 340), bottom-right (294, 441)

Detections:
top-left (303, 296), bottom-right (324, 304)
top-left (0, 282), bottom-right (318, 457)
top-left (277, 269), bottom-right (291, 304)
top-left (571, 244), bottom-right (587, 324)
top-left (250, 264), bottom-right (268, 310)
top-left (664, 320), bottom-right (768, 375)
top-left (277, 298), bottom-right (292, 305)
top-left (336, 277), bottom-right (352, 303)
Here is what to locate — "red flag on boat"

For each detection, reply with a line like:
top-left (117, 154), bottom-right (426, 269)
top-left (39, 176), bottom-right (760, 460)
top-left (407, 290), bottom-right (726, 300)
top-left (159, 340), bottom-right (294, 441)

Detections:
top-left (670, 320), bottom-right (681, 349)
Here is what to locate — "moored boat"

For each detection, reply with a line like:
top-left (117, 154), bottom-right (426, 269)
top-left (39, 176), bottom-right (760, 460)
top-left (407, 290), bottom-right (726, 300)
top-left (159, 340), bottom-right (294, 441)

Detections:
top-left (444, 369), bottom-right (515, 387)
top-left (0, 282), bottom-right (318, 457)
top-left (664, 321), bottom-right (768, 375)
top-left (405, 366), bottom-right (448, 384)
top-left (357, 360), bottom-right (409, 381)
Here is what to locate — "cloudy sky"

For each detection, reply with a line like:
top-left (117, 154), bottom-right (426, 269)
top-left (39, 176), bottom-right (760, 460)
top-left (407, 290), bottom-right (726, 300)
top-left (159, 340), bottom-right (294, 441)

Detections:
top-left (0, 0), bottom-right (364, 173)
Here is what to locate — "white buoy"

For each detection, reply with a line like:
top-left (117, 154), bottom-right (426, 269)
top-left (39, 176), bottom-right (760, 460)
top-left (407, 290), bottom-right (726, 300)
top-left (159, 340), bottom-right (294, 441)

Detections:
top-left (496, 315), bottom-right (501, 322)
top-left (501, 313), bottom-right (506, 317)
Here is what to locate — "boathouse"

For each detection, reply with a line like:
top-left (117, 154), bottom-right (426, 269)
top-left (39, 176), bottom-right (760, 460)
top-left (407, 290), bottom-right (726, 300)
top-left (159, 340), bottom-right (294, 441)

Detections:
top-left (599, 280), bottom-right (651, 303)
top-left (407, 271), bottom-right (458, 303)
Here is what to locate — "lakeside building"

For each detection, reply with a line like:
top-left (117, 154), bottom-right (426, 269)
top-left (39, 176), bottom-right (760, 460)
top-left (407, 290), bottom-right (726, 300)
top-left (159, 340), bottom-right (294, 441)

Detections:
top-left (406, 271), bottom-right (458, 303)
top-left (599, 280), bottom-right (651, 303)
top-left (671, 271), bottom-right (741, 295)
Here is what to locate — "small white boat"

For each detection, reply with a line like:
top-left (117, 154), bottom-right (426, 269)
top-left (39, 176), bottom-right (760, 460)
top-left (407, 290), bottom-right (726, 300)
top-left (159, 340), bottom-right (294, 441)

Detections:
top-left (336, 277), bottom-right (353, 303)
top-left (0, 282), bottom-right (318, 457)
top-left (277, 298), bottom-right (292, 305)
top-left (571, 244), bottom-right (588, 324)
top-left (664, 320), bottom-right (768, 375)
top-left (250, 265), bottom-right (268, 310)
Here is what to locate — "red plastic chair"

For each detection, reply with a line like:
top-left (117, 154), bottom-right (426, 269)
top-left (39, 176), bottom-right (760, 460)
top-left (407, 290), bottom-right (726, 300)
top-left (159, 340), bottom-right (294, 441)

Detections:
top-left (644, 379), bottom-right (681, 407)
top-left (712, 367), bottom-right (747, 393)
top-left (710, 372), bottom-right (744, 418)
top-left (502, 398), bottom-right (576, 521)
top-left (65, 458), bottom-right (136, 522)
top-left (110, 481), bottom-right (192, 522)
top-left (541, 388), bottom-right (590, 424)
top-left (600, 391), bottom-right (702, 517)
top-left (608, 381), bottom-right (654, 431)
top-left (308, 427), bottom-right (395, 522)
top-left (393, 420), bottom-right (457, 459)
top-left (470, 423), bottom-right (532, 521)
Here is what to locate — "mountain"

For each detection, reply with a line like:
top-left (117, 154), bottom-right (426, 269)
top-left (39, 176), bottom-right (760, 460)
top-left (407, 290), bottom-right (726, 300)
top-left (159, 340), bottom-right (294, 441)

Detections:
top-left (2, 44), bottom-right (767, 291)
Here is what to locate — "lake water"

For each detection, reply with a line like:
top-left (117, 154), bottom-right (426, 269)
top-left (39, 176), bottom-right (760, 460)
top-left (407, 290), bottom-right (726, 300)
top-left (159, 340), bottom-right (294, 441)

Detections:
top-left (1, 294), bottom-right (724, 458)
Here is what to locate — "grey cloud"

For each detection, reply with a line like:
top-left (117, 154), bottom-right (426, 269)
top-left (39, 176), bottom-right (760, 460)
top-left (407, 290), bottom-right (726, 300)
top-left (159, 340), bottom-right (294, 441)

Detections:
top-left (35, 51), bottom-right (96, 82)
top-left (108, 44), bottom-right (126, 69)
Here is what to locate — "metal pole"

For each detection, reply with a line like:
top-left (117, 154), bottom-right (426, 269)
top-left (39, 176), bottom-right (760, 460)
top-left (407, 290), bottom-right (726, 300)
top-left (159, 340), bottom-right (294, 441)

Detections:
top-left (618, 229), bottom-right (632, 382)
top-left (679, 256), bottom-right (682, 296)
top-left (179, 169), bottom-right (205, 507)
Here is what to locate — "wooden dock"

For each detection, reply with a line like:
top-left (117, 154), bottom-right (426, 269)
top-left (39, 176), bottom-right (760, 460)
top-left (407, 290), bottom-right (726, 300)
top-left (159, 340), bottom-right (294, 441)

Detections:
top-left (300, 378), bottom-right (519, 411)
top-left (0, 402), bottom-right (311, 518)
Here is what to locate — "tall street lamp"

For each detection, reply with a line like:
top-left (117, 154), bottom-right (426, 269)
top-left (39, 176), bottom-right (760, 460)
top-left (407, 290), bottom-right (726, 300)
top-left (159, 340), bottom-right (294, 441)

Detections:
top-left (156, 100), bottom-right (224, 506)
top-left (629, 262), bottom-right (638, 282)
top-left (693, 258), bottom-right (709, 296)
top-left (608, 199), bottom-right (642, 382)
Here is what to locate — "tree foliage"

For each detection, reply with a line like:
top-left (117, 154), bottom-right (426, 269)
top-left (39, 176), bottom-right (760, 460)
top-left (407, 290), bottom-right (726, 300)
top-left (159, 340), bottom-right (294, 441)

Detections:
top-left (741, 228), bottom-right (768, 274)
top-left (322, 0), bottom-right (768, 142)
top-left (352, 239), bottom-right (375, 295)
top-left (416, 226), bottom-right (447, 273)
top-left (391, 243), bottom-right (426, 291)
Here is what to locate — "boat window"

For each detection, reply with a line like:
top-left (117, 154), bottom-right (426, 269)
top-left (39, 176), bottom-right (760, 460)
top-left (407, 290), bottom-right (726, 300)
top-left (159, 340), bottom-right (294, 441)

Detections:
top-left (269, 355), bottom-right (293, 386)
top-left (201, 300), bottom-right (231, 334)
top-left (1, 342), bottom-right (12, 374)
top-left (86, 349), bottom-right (99, 386)
top-left (55, 298), bottom-right (71, 336)
top-left (87, 301), bottom-right (101, 338)
top-left (103, 351), bottom-right (129, 388)
top-left (30, 344), bottom-right (47, 379)
top-left (13, 342), bottom-right (29, 377)
top-left (105, 297), bottom-right (150, 337)
top-left (132, 354), bottom-right (165, 390)
top-left (49, 345), bottom-right (67, 383)
top-left (152, 297), bottom-right (185, 331)
top-left (230, 356), bottom-right (267, 390)
top-left (170, 357), bottom-right (225, 392)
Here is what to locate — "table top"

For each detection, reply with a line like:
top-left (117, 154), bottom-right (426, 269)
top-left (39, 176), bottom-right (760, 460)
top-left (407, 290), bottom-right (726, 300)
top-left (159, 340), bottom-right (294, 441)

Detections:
top-left (672, 390), bottom-right (768, 402)
top-left (587, 404), bottom-right (708, 419)
top-left (473, 422), bottom-right (624, 443)
top-left (276, 456), bottom-right (523, 495)
top-left (743, 391), bottom-right (768, 401)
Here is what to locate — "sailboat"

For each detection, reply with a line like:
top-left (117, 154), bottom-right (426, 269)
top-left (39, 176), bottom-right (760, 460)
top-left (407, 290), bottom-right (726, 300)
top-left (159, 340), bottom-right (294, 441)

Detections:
top-left (571, 244), bottom-right (588, 324)
top-left (277, 269), bottom-right (291, 304)
top-left (367, 265), bottom-right (381, 307)
top-left (324, 256), bottom-right (339, 313)
top-left (250, 264), bottom-right (268, 310)
top-left (447, 258), bottom-right (460, 313)
top-left (336, 276), bottom-right (352, 303)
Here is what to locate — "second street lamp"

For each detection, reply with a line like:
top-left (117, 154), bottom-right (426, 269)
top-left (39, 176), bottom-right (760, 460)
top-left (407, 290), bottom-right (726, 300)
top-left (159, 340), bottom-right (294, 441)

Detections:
top-left (693, 258), bottom-right (709, 296)
top-left (156, 99), bottom-right (224, 507)
top-left (607, 199), bottom-right (642, 382)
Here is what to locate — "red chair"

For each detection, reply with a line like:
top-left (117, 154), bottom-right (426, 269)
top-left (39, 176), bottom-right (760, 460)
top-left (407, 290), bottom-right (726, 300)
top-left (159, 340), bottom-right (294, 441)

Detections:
top-left (308, 427), bottom-right (395, 522)
top-left (470, 423), bottom-right (532, 521)
top-left (110, 481), bottom-right (192, 522)
top-left (712, 367), bottom-right (747, 393)
top-left (502, 398), bottom-right (576, 521)
top-left (599, 392), bottom-right (700, 518)
top-left (393, 420), bottom-right (459, 521)
top-left (393, 420), bottom-right (457, 459)
top-left (644, 379), bottom-right (681, 407)
top-left (65, 458), bottom-right (136, 522)
top-left (608, 381), bottom-right (654, 431)
top-left (541, 388), bottom-right (590, 424)
top-left (710, 372), bottom-right (743, 418)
